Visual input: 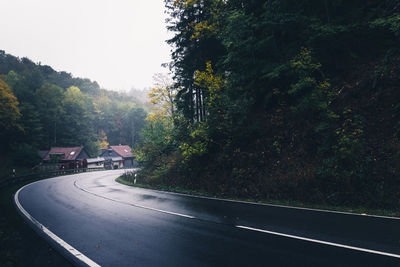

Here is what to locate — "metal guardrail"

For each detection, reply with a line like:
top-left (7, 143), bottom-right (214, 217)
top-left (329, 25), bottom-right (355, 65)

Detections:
top-left (0, 168), bottom-right (105, 189)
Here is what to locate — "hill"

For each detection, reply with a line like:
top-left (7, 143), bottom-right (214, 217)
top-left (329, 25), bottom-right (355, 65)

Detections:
top-left (136, 0), bottom-right (400, 209)
top-left (0, 50), bottom-right (147, 176)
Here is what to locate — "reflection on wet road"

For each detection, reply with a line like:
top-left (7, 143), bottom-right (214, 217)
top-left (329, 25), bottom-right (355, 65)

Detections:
top-left (16, 170), bottom-right (400, 266)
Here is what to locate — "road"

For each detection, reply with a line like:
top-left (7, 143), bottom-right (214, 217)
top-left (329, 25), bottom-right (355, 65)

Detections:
top-left (15, 170), bottom-right (400, 266)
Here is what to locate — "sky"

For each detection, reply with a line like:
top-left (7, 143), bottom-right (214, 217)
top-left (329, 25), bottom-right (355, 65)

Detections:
top-left (0, 0), bottom-right (172, 92)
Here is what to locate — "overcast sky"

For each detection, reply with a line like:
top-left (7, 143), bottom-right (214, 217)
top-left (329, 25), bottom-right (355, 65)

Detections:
top-left (0, 0), bottom-right (172, 91)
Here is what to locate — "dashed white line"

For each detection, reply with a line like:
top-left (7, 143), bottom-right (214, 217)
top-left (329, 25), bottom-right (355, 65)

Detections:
top-left (77, 179), bottom-right (400, 259)
top-left (74, 181), bottom-right (195, 219)
top-left (236, 225), bottom-right (400, 259)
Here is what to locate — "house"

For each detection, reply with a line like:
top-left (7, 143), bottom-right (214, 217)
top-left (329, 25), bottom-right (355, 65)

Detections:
top-left (100, 145), bottom-right (136, 169)
top-left (41, 146), bottom-right (88, 170)
top-left (86, 157), bottom-right (105, 169)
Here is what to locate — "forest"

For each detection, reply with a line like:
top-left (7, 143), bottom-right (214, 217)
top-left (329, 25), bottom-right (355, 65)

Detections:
top-left (2, 0), bottom-right (400, 210)
top-left (0, 50), bottom-right (147, 174)
top-left (135, 0), bottom-right (400, 209)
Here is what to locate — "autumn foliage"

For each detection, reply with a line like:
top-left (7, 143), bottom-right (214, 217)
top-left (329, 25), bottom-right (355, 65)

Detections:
top-left (136, 0), bottom-right (400, 209)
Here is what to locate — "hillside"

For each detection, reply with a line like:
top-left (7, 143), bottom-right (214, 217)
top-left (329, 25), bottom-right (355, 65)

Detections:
top-left (135, 0), bottom-right (400, 209)
top-left (0, 50), bottom-right (147, 175)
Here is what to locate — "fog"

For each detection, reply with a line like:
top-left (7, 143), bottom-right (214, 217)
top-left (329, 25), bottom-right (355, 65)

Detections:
top-left (0, 0), bottom-right (172, 91)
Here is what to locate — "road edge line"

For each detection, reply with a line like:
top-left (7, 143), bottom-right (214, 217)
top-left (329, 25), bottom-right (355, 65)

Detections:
top-left (115, 178), bottom-right (400, 221)
top-left (14, 183), bottom-right (101, 267)
top-left (79, 179), bottom-right (400, 259)
top-left (236, 225), bottom-right (400, 259)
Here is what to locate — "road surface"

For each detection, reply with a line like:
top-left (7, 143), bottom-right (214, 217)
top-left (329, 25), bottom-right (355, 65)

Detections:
top-left (15, 170), bottom-right (400, 266)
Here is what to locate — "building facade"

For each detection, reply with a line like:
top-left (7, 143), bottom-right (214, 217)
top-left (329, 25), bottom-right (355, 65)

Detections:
top-left (100, 145), bottom-right (136, 169)
top-left (40, 146), bottom-right (88, 170)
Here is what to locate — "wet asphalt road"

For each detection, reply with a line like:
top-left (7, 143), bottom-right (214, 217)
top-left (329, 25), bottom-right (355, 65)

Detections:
top-left (16, 170), bottom-right (400, 266)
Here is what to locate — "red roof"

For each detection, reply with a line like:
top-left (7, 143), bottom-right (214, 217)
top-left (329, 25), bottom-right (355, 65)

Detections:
top-left (44, 146), bottom-right (83, 161)
top-left (110, 145), bottom-right (133, 158)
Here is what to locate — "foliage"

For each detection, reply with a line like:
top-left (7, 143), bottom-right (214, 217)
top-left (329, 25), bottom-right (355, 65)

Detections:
top-left (99, 130), bottom-right (109, 149)
top-left (370, 14), bottom-right (400, 37)
top-left (134, 0), bottom-right (400, 208)
top-left (0, 51), bottom-right (147, 166)
top-left (148, 73), bottom-right (176, 118)
top-left (11, 143), bottom-right (41, 167)
top-left (0, 78), bottom-right (21, 138)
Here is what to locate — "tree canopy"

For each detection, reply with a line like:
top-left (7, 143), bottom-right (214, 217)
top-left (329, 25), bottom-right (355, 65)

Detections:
top-left (136, 0), bottom-right (400, 209)
top-left (0, 78), bottom-right (20, 133)
top-left (0, 51), bottom-right (148, 163)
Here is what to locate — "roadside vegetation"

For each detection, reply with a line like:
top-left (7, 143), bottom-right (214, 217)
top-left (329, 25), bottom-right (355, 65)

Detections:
top-left (117, 171), bottom-right (400, 218)
top-left (0, 179), bottom-right (73, 267)
top-left (133, 1), bottom-right (400, 211)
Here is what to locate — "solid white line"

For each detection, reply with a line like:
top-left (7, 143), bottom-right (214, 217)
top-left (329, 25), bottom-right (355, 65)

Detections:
top-left (77, 178), bottom-right (400, 259)
top-left (15, 184), bottom-right (101, 267)
top-left (236, 225), bottom-right (400, 259)
top-left (116, 183), bottom-right (400, 220)
top-left (74, 181), bottom-right (195, 219)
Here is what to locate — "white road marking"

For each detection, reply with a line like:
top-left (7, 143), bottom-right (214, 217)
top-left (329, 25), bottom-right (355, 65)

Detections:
top-left (74, 181), bottom-right (195, 219)
top-left (77, 179), bottom-right (400, 259)
top-left (15, 185), bottom-right (101, 267)
top-left (115, 181), bottom-right (400, 221)
top-left (236, 225), bottom-right (400, 259)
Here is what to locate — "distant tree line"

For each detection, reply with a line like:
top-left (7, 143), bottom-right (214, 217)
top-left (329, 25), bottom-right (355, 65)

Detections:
top-left (137, 0), bottom-right (400, 209)
top-left (0, 50), bottom-right (147, 167)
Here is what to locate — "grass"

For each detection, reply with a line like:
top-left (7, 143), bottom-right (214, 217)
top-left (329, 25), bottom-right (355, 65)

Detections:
top-left (0, 179), bottom-right (73, 267)
top-left (116, 176), bottom-right (400, 218)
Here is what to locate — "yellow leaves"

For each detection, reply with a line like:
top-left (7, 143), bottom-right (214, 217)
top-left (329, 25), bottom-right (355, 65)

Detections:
top-left (147, 73), bottom-right (175, 120)
top-left (194, 61), bottom-right (224, 106)
top-left (100, 140), bottom-right (109, 149)
top-left (179, 122), bottom-right (209, 162)
top-left (0, 78), bottom-right (21, 131)
top-left (290, 47), bottom-right (322, 72)
top-left (319, 80), bottom-right (331, 89)
top-left (65, 86), bottom-right (81, 96)
top-left (179, 141), bottom-right (208, 162)
top-left (191, 21), bottom-right (219, 40)
top-left (146, 112), bottom-right (167, 122)
top-left (64, 86), bottom-right (85, 105)
top-left (99, 130), bottom-right (109, 149)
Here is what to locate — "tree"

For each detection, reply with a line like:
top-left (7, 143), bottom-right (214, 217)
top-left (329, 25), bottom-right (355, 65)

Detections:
top-left (165, 0), bottom-right (226, 122)
top-left (135, 76), bottom-right (176, 171)
top-left (122, 107), bottom-right (147, 148)
top-left (60, 86), bottom-right (99, 156)
top-left (35, 82), bottom-right (64, 147)
top-left (0, 78), bottom-right (21, 135)
top-left (148, 73), bottom-right (176, 118)
top-left (99, 129), bottom-right (109, 149)
top-left (18, 102), bottom-right (43, 147)
top-left (2, 70), bottom-right (19, 89)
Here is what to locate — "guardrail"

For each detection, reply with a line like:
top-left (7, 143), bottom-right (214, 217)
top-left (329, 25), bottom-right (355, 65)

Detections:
top-left (0, 168), bottom-right (105, 189)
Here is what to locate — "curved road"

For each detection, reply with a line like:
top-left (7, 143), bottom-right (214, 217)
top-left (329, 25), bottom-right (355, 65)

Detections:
top-left (15, 170), bottom-right (400, 266)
